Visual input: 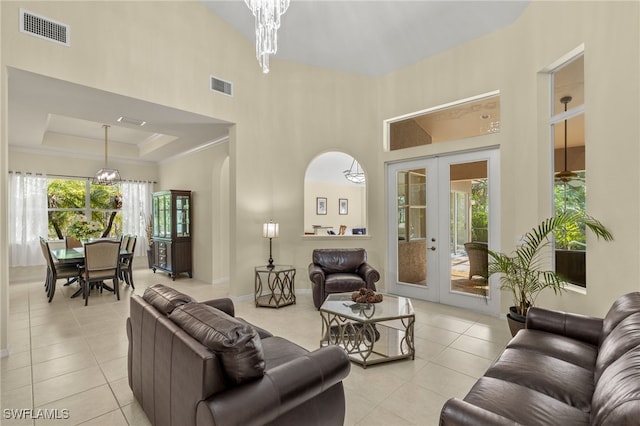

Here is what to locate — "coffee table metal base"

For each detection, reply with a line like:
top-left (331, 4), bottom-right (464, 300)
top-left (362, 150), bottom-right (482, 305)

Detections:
top-left (319, 295), bottom-right (415, 368)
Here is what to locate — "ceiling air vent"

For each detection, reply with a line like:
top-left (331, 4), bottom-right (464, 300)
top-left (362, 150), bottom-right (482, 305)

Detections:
top-left (20, 9), bottom-right (70, 46)
top-left (210, 76), bottom-right (233, 97)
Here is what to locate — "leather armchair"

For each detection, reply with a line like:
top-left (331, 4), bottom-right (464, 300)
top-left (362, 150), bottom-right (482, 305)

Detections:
top-left (308, 248), bottom-right (380, 309)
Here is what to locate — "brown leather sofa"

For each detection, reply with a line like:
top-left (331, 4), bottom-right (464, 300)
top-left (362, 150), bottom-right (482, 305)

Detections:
top-left (127, 284), bottom-right (350, 426)
top-left (440, 292), bottom-right (640, 425)
top-left (308, 248), bottom-right (380, 309)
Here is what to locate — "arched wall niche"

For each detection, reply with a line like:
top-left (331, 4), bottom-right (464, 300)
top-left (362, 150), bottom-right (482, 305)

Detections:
top-left (304, 151), bottom-right (367, 236)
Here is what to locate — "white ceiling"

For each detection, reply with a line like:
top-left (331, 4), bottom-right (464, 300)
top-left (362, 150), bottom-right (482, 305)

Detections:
top-left (8, 69), bottom-right (231, 164)
top-left (8, 1), bottom-right (530, 170)
top-left (205, 0), bottom-right (530, 76)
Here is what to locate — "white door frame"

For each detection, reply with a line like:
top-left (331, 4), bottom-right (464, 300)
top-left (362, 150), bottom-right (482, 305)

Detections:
top-left (386, 157), bottom-right (440, 302)
top-left (386, 148), bottom-right (501, 315)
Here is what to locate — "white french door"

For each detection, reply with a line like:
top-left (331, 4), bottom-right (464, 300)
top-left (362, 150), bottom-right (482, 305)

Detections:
top-left (387, 149), bottom-right (500, 315)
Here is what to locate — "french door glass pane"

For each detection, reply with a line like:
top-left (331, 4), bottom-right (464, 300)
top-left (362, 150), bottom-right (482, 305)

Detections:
top-left (449, 161), bottom-right (489, 297)
top-left (397, 168), bottom-right (427, 285)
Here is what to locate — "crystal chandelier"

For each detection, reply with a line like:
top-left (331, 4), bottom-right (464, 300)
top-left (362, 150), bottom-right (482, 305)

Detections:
top-left (93, 124), bottom-right (121, 185)
top-left (344, 159), bottom-right (365, 184)
top-left (244, 0), bottom-right (290, 74)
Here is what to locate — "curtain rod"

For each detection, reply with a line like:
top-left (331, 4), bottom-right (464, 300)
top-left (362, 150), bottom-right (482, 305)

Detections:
top-left (9, 170), bottom-right (156, 184)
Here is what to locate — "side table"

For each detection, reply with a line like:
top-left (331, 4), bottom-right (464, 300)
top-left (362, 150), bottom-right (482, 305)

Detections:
top-left (254, 265), bottom-right (296, 308)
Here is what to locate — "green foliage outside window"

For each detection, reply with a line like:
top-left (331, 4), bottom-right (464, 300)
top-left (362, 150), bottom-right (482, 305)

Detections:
top-left (471, 180), bottom-right (488, 242)
top-left (554, 172), bottom-right (586, 250)
top-left (48, 179), bottom-right (122, 240)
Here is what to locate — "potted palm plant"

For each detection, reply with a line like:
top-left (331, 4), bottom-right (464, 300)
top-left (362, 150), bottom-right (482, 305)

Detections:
top-left (488, 212), bottom-right (613, 336)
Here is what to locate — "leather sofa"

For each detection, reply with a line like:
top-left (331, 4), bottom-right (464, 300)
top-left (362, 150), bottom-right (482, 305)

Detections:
top-left (440, 292), bottom-right (640, 425)
top-left (127, 284), bottom-right (350, 426)
top-left (308, 248), bottom-right (380, 309)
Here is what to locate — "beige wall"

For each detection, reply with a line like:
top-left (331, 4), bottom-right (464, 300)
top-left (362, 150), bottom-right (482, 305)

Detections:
top-left (379, 0), bottom-right (640, 316)
top-left (1, 0), bottom-right (639, 353)
top-left (304, 181), bottom-right (366, 234)
top-left (157, 141), bottom-right (230, 284)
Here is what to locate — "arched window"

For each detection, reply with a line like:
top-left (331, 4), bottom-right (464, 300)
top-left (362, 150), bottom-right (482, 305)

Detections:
top-left (304, 152), bottom-right (367, 236)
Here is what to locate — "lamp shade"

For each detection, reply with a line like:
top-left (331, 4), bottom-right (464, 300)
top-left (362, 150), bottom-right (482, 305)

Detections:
top-left (263, 222), bottom-right (279, 238)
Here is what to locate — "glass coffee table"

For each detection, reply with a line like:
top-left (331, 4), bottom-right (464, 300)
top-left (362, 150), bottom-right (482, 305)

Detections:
top-left (319, 293), bottom-right (415, 368)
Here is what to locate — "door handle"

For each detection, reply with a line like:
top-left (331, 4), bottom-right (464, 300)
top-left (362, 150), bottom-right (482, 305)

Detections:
top-left (428, 246), bottom-right (436, 251)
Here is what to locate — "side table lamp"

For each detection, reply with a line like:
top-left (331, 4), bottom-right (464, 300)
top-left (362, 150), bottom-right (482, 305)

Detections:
top-left (262, 220), bottom-right (279, 269)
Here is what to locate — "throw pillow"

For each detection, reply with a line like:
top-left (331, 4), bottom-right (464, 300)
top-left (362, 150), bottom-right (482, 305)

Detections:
top-left (142, 284), bottom-right (196, 315)
top-left (169, 302), bottom-right (265, 385)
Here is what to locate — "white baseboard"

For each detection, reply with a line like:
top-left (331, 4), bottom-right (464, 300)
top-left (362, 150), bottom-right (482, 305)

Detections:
top-left (212, 276), bottom-right (229, 285)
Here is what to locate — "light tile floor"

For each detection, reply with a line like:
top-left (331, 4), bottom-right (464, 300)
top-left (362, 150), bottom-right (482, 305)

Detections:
top-left (2, 269), bottom-right (512, 425)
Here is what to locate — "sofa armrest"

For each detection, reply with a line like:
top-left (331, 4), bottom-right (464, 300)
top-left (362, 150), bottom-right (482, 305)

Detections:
top-left (358, 263), bottom-right (380, 288)
top-left (308, 263), bottom-right (325, 284)
top-left (526, 307), bottom-right (603, 346)
top-left (440, 398), bottom-right (517, 425)
top-left (196, 345), bottom-right (350, 426)
top-left (201, 298), bottom-right (235, 317)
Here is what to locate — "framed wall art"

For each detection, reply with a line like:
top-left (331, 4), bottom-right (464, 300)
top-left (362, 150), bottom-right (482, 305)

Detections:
top-left (339, 198), bottom-right (348, 215)
top-left (316, 197), bottom-right (327, 215)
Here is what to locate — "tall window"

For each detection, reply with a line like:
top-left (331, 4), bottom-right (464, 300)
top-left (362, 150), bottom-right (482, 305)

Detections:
top-left (551, 53), bottom-right (586, 287)
top-left (47, 179), bottom-right (122, 240)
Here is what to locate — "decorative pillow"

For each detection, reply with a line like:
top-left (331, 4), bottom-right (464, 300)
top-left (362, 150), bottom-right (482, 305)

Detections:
top-left (142, 284), bottom-right (196, 315)
top-left (169, 302), bottom-right (265, 384)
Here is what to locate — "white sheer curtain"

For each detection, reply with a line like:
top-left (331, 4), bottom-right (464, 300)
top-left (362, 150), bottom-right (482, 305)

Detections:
top-left (9, 172), bottom-right (49, 266)
top-left (121, 181), bottom-right (153, 256)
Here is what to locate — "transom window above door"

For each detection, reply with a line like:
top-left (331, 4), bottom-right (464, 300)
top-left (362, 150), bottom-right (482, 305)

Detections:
top-left (388, 92), bottom-right (501, 151)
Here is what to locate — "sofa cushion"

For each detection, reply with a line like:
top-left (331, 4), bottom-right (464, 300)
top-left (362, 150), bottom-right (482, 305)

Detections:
top-left (595, 312), bottom-right (640, 382)
top-left (260, 336), bottom-right (309, 370)
top-left (464, 377), bottom-right (590, 426)
top-left (601, 292), bottom-right (640, 342)
top-left (484, 348), bottom-right (594, 411)
top-left (169, 302), bottom-right (265, 385)
top-left (313, 248), bottom-right (365, 274)
top-left (142, 284), bottom-right (195, 315)
top-left (325, 273), bottom-right (365, 292)
top-left (507, 329), bottom-right (598, 371)
top-left (591, 348), bottom-right (640, 425)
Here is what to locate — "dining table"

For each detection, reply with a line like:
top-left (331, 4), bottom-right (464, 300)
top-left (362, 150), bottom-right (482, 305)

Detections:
top-left (50, 247), bottom-right (131, 298)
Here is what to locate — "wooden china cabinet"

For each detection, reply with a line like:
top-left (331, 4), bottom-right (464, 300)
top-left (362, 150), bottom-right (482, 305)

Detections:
top-left (152, 190), bottom-right (192, 280)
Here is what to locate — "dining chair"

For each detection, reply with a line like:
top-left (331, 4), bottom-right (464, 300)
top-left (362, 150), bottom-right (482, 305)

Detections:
top-left (40, 237), bottom-right (81, 303)
top-left (64, 235), bottom-right (82, 286)
top-left (120, 235), bottom-right (137, 289)
top-left (65, 235), bottom-right (83, 249)
top-left (78, 240), bottom-right (121, 306)
top-left (120, 234), bottom-right (130, 252)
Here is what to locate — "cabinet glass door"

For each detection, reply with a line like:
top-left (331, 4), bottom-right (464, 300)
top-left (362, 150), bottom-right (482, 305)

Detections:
top-left (154, 194), bottom-right (171, 238)
top-left (175, 195), bottom-right (190, 237)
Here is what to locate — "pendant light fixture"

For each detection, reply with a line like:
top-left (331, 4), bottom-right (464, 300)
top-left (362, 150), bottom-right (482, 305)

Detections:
top-left (554, 96), bottom-right (579, 184)
top-left (93, 124), bottom-right (121, 185)
top-left (343, 159), bottom-right (365, 184)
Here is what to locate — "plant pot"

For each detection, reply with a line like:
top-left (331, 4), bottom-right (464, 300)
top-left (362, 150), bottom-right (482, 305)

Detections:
top-left (506, 306), bottom-right (526, 337)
